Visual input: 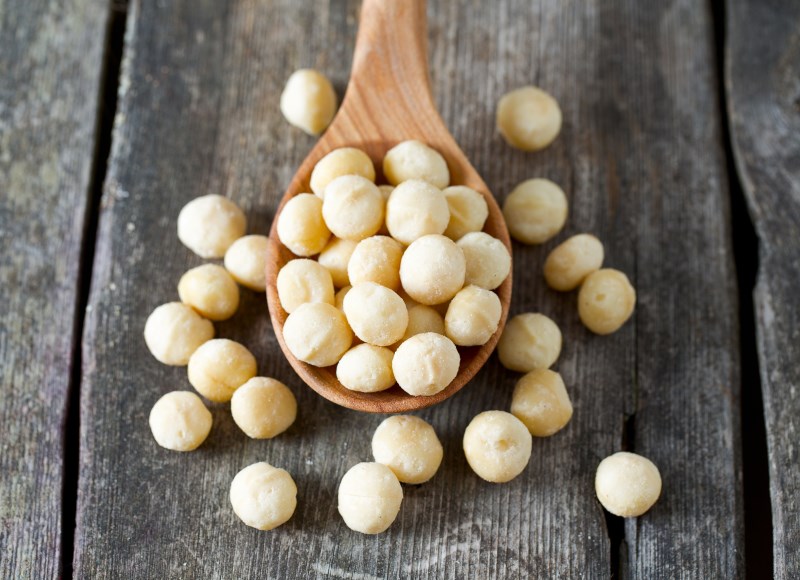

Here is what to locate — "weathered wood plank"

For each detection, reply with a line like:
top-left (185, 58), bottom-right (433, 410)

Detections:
top-left (726, 0), bottom-right (800, 577)
top-left (0, 0), bottom-right (109, 577)
top-left (76, 0), bottom-right (742, 577)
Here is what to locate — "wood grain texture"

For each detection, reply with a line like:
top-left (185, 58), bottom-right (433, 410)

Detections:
top-left (0, 0), bottom-right (108, 577)
top-left (76, 0), bottom-right (742, 577)
top-left (726, 0), bottom-right (800, 577)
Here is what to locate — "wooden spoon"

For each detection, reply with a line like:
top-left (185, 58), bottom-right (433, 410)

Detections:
top-left (266, 0), bottom-right (512, 413)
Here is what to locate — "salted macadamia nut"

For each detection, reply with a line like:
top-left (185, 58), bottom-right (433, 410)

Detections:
top-left (393, 333), bottom-right (459, 396)
top-left (372, 416), bottom-right (443, 484)
top-left (178, 264), bottom-right (240, 321)
top-left (144, 302), bottom-right (214, 366)
top-left (383, 140), bottom-right (450, 188)
top-left (335, 285), bottom-right (351, 310)
top-left (347, 235), bottom-right (404, 290)
top-left (399, 234), bottom-right (465, 305)
top-left (322, 175), bottom-right (384, 241)
top-left (224, 235), bottom-right (269, 292)
top-left (177, 194), bottom-right (246, 258)
top-left (463, 410), bottom-right (532, 483)
top-left (230, 462), bottom-right (297, 530)
top-left (443, 186), bottom-right (489, 240)
top-left (231, 377), bottom-right (297, 439)
top-left (578, 269), bottom-right (636, 335)
top-left (336, 344), bottom-right (395, 393)
top-left (280, 69), bottom-right (337, 135)
top-left (276, 259), bottom-right (334, 313)
top-left (511, 369), bottom-right (573, 437)
top-left (503, 179), bottom-right (568, 245)
top-left (277, 193), bottom-right (331, 257)
top-left (445, 285), bottom-right (502, 346)
top-left (318, 237), bottom-right (357, 288)
top-left (401, 304), bottom-right (445, 342)
top-left (498, 313), bottom-right (562, 372)
top-left (338, 462), bottom-right (403, 534)
top-left (283, 302), bottom-right (352, 367)
top-left (457, 232), bottom-right (512, 290)
top-left (544, 234), bottom-right (604, 291)
top-left (149, 391), bottom-right (212, 451)
top-left (385, 180), bottom-right (450, 245)
top-left (595, 452), bottom-right (662, 517)
top-left (343, 282), bottom-right (408, 346)
top-left (496, 86), bottom-right (562, 151)
top-left (188, 339), bottom-right (257, 402)
top-left (310, 147), bottom-right (376, 197)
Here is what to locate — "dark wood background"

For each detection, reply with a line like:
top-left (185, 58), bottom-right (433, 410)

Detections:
top-left (1, 0), bottom-right (796, 578)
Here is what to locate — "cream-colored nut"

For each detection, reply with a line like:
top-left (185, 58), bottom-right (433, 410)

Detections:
top-left (310, 147), bottom-right (376, 198)
top-left (399, 234), bottom-right (465, 305)
top-left (224, 235), bottom-right (269, 292)
top-left (283, 302), bottom-right (352, 367)
top-left (322, 175), bottom-right (384, 241)
top-left (377, 185), bottom-right (394, 235)
top-left (230, 462), bottom-right (297, 530)
top-left (335, 285), bottom-right (351, 310)
top-left (177, 194), bottom-right (246, 258)
top-left (456, 232), bottom-right (512, 290)
top-left (385, 179), bottom-right (450, 245)
top-left (511, 369), bottom-right (573, 437)
top-left (280, 69), bottom-right (337, 135)
top-left (336, 344), bottom-right (395, 393)
top-left (277, 193), bottom-right (331, 257)
top-left (544, 234), bottom-right (604, 291)
top-left (338, 462), bottom-right (403, 534)
top-left (383, 140), bottom-right (450, 188)
top-left (178, 264), bottom-right (240, 321)
top-left (503, 179), bottom-right (568, 245)
top-left (318, 237), bottom-right (358, 288)
top-left (392, 333), bottom-right (459, 396)
top-left (347, 235), bottom-right (404, 290)
top-left (343, 282), bottom-right (408, 346)
top-left (400, 304), bottom-right (445, 343)
top-left (595, 452), bottom-right (662, 517)
top-left (187, 339), bottom-right (257, 403)
top-left (231, 377), bottom-right (297, 439)
top-left (276, 258), bottom-right (335, 313)
top-left (372, 416), bottom-right (443, 484)
top-left (443, 186), bottom-right (489, 240)
top-left (496, 86), bottom-right (562, 151)
top-left (144, 302), bottom-right (214, 366)
top-left (497, 313), bottom-right (562, 372)
top-left (463, 410), bottom-right (532, 483)
top-left (149, 391), bottom-right (212, 451)
top-left (578, 269), bottom-right (636, 335)
top-left (444, 285), bottom-right (502, 346)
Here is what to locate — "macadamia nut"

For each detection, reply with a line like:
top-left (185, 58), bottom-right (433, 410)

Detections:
top-left (544, 234), bottom-right (604, 291)
top-left (393, 332), bottom-right (459, 396)
top-left (456, 232), bottom-right (511, 290)
top-left (372, 416), bottom-right (443, 484)
top-left (463, 410), bottom-right (532, 483)
top-left (511, 369), bottom-right (573, 436)
top-left (144, 302), bottom-right (214, 366)
top-left (343, 282), bottom-right (408, 346)
top-left (231, 377), bottom-right (297, 439)
top-left (385, 180), bottom-right (450, 245)
top-left (503, 179), bottom-right (568, 245)
top-left (347, 235), bottom-right (404, 290)
top-left (445, 285), bottom-right (502, 346)
top-left (149, 391), bottom-right (212, 451)
top-left (310, 147), bottom-right (375, 197)
top-left (280, 69), bottom-right (337, 135)
top-left (578, 268), bottom-right (636, 335)
top-left (187, 339), bottom-right (257, 402)
top-left (383, 140), bottom-right (450, 188)
top-left (322, 175), bottom-right (384, 241)
top-left (318, 237), bottom-right (358, 288)
top-left (177, 194), bottom-right (246, 258)
top-left (178, 264), bottom-right (240, 321)
top-left (595, 452), bottom-right (662, 517)
top-left (497, 313), bottom-right (562, 373)
top-left (496, 86), bottom-right (562, 151)
top-left (400, 304), bottom-right (445, 343)
top-left (283, 302), bottom-right (352, 367)
top-left (335, 285), bottom-right (351, 310)
top-left (277, 193), bottom-right (331, 257)
top-left (276, 258), bottom-right (335, 313)
top-left (399, 234), bottom-right (465, 305)
top-left (336, 344), bottom-right (395, 393)
top-left (224, 235), bottom-right (269, 292)
top-left (338, 462), bottom-right (403, 534)
top-left (443, 186), bottom-right (489, 240)
top-left (230, 462), bottom-right (297, 530)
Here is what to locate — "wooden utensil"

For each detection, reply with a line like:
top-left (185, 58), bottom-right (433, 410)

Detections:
top-left (266, 0), bottom-right (512, 413)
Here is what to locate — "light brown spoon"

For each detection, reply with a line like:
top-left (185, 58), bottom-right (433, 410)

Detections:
top-left (266, 0), bottom-right (512, 413)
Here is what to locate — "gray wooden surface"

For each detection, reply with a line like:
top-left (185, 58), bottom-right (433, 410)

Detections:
top-left (726, 0), bottom-right (800, 577)
top-left (0, 0), bottom-right (108, 578)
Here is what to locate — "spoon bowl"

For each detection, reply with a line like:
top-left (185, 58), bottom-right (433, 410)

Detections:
top-left (266, 0), bottom-right (512, 413)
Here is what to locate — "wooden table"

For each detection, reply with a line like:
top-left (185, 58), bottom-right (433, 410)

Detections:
top-left (1, 0), bottom-right (797, 577)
